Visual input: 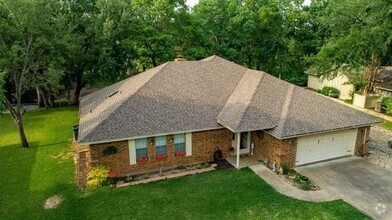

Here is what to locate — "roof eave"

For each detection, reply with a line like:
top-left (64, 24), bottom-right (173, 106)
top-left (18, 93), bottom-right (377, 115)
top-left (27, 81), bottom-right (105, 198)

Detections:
top-left (270, 121), bottom-right (382, 140)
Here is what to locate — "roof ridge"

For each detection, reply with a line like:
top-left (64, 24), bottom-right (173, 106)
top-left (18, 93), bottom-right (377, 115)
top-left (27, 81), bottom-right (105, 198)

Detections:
top-left (234, 70), bottom-right (265, 131)
top-left (217, 69), bottom-right (264, 131)
top-left (79, 62), bottom-right (170, 142)
top-left (275, 84), bottom-right (295, 137)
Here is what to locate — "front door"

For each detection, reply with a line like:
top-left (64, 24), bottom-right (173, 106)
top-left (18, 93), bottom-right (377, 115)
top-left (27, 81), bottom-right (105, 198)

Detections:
top-left (232, 132), bottom-right (250, 154)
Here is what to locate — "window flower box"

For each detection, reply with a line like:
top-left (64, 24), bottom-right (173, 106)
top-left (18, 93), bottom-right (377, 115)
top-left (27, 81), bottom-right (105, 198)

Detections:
top-left (175, 152), bottom-right (186, 157)
top-left (137, 156), bottom-right (148, 163)
top-left (155, 155), bottom-right (168, 160)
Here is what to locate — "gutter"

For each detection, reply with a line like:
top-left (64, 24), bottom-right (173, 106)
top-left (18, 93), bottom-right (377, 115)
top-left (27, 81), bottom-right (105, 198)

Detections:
top-left (269, 121), bottom-right (382, 140)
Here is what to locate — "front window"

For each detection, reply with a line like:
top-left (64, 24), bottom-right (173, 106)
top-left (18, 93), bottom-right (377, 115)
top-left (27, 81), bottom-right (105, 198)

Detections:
top-left (135, 138), bottom-right (148, 159)
top-left (155, 136), bottom-right (167, 156)
top-left (174, 134), bottom-right (185, 153)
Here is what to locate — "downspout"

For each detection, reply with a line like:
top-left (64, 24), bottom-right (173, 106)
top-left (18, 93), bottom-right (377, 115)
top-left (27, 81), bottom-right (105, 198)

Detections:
top-left (362, 127), bottom-right (368, 156)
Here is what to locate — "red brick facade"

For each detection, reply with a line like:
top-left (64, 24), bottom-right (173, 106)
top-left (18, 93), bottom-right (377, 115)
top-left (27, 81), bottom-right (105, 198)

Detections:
top-left (86, 127), bottom-right (372, 176)
top-left (355, 126), bottom-right (371, 156)
top-left (251, 131), bottom-right (297, 168)
top-left (89, 129), bottom-right (233, 176)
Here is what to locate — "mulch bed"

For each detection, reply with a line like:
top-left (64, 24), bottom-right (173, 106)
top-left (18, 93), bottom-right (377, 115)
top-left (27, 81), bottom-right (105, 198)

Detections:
top-left (215, 159), bottom-right (235, 169)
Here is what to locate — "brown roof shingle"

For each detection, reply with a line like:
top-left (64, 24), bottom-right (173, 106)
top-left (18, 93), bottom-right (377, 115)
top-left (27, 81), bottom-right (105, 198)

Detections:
top-left (78, 56), bottom-right (381, 143)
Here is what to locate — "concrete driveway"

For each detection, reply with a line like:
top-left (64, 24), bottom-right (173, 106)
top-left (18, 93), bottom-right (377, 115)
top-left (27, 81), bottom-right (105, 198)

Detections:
top-left (296, 157), bottom-right (392, 219)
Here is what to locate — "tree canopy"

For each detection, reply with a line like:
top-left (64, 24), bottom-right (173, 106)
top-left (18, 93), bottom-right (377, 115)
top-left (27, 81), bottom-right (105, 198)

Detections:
top-left (0, 0), bottom-right (391, 147)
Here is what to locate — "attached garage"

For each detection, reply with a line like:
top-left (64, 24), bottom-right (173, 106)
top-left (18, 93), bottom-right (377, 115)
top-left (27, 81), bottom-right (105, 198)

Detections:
top-left (295, 129), bottom-right (357, 166)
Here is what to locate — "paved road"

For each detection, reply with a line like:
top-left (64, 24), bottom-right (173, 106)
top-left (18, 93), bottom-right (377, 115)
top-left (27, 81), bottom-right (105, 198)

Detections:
top-left (296, 157), bottom-right (392, 220)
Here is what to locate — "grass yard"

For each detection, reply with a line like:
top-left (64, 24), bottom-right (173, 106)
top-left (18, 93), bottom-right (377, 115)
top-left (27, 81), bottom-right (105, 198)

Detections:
top-left (0, 107), bottom-right (369, 219)
top-left (379, 119), bottom-right (392, 132)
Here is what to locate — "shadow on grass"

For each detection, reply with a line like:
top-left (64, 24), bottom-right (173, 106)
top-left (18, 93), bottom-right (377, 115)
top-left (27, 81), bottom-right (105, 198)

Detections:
top-left (0, 142), bottom-right (38, 219)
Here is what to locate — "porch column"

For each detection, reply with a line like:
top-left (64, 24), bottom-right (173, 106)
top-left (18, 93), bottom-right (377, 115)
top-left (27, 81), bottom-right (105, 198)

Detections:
top-left (236, 132), bottom-right (240, 169)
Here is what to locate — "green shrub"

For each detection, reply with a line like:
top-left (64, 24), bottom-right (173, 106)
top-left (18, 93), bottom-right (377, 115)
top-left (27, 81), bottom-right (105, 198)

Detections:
top-left (55, 99), bottom-right (70, 107)
top-left (295, 173), bottom-right (303, 183)
top-left (381, 97), bottom-right (392, 114)
top-left (101, 178), bottom-right (116, 186)
top-left (344, 99), bottom-right (353, 104)
top-left (204, 163), bottom-right (210, 168)
top-left (320, 86), bottom-right (340, 97)
top-left (171, 169), bottom-right (180, 174)
top-left (301, 183), bottom-right (312, 191)
top-left (281, 164), bottom-right (289, 175)
top-left (87, 165), bottom-right (110, 187)
top-left (126, 174), bottom-right (133, 182)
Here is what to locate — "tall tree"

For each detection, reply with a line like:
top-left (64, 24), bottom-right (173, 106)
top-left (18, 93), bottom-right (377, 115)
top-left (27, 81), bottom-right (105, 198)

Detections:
top-left (130, 0), bottom-right (191, 70)
top-left (0, 0), bottom-right (63, 148)
top-left (61, 0), bottom-right (135, 104)
top-left (309, 0), bottom-right (392, 93)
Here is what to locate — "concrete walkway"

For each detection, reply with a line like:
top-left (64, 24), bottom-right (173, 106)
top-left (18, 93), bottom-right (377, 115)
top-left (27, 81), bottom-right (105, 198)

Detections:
top-left (249, 164), bottom-right (338, 202)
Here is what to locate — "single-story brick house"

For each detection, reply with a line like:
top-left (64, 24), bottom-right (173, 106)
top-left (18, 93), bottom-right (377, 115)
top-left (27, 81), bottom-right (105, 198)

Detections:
top-left (77, 56), bottom-right (381, 176)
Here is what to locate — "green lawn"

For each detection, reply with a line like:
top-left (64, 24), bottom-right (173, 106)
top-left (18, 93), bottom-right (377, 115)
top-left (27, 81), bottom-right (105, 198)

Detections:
top-left (379, 119), bottom-right (392, 131)
top-left (0, 107), bottom-right (369, 219)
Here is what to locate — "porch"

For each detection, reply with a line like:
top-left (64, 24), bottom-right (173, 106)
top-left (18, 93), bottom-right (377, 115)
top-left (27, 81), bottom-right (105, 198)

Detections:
top-left (226, 131), bottom-right (262, 168)
top-left (226, 154), bottom-right (261, 168)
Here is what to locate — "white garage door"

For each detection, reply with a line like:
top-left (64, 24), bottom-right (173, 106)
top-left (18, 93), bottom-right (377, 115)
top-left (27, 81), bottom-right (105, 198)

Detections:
top-left (295, 129), bottom-right (357, 166)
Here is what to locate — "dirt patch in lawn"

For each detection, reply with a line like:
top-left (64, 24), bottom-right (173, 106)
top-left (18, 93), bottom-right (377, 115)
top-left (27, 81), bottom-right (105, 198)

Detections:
top-left (43, 195), bottom-right (63, 209)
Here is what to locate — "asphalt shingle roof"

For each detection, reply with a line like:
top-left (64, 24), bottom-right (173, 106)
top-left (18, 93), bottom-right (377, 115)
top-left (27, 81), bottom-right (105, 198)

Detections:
top-left (78, 56), bottom-right (381, 143)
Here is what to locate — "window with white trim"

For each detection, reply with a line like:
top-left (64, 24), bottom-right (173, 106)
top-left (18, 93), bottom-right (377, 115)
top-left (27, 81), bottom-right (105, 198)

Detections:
top-left (135, 138), bottom-right (148, 159)
top-left (155, 136), bottom-right (167, 156)
top-left (174, 134), bottom-right (185, 153)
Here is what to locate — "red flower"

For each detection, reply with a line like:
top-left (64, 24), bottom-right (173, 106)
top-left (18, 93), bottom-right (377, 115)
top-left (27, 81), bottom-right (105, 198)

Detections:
top-left (175, 152), bottom-right (186, 157)
top-left (137, 156), bottom-right (148, 163)
top-left (108, 171), bottom-right (117, 178)
top-left (155, 155), bottom-right (168, 160)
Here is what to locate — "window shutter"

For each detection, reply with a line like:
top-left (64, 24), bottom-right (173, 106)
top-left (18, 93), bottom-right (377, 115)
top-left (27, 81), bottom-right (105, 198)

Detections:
top-left (128, 140), bottom-right (136, 165)
top-left (185, 133), bottom-right (192, 156)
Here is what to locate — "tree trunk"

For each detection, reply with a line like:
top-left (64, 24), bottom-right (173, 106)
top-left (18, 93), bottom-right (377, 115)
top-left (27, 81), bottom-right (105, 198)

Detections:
top-left (36, 86), bottom-right (44, 107)
top-left (363, 53), bottom-right (381, 96)
top-left (151, 55), bottom-right (157, 67)
top-left (39, 86), bottom-right (50, 108)
top-left (17, 116), bottom-right (29, 148)
top-left (15, 93), bottom-right (29, 148)
top-left (49, 94), bottom-right (55, 108)
top-left (72, 70), bottom-right (85, 105)
top-left (4, 97), bottom-right (29, 148)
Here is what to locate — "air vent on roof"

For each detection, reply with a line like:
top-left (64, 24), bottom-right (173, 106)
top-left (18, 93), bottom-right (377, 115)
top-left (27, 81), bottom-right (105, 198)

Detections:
top-left (108, 90), bottom-right (118, 97)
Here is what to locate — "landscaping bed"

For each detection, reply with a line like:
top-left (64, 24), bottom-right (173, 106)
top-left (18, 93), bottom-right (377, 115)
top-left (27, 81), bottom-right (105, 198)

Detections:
top-left (280, 168), bottom-right (320, 191)
top-left (116, 163), bottom-right (217, 187)
top-left (265, 164), bottom-right (320, 191)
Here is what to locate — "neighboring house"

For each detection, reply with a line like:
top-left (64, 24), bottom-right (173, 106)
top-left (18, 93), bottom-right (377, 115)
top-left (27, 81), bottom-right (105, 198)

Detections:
top-left (374, 66), bottom-right (392, 98)
top-left (308, 66), bottom-right (392, 100)
top-left (77, 56), bottom-right (381, 176)
top-left (307, 74), bottom-right (354, 100)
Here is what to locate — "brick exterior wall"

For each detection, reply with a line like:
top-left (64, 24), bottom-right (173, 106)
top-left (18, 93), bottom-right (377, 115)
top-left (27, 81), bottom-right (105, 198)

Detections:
top-left (88, 126), bottom-right (370, 175)
top-left (251, 131), bottom-right (297, 168)
top-left (89, 129), bottom-right (233, 176)
top-left (355, 126), bottom-right (371, 156)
